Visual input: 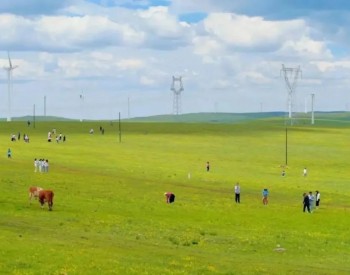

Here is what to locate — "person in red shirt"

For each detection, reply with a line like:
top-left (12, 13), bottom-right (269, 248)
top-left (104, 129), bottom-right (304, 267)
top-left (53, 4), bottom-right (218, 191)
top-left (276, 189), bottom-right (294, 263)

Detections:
top-left (164, 192), bottom-right (175, 203)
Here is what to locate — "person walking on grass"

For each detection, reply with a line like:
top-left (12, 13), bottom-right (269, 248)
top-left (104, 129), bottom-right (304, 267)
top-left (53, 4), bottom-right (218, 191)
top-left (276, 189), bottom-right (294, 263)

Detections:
top-left (303, 193), bottom-right (311, 213)
top-left (7, 148), bottom-right (12, 158)
top-left (262, 188), bottom-right (269, 205)
top-left (206, 161), bottom-right (210, 172)
top-left (303, 167), bottom-right (308, 177)
top-left (234, 182), bottom-right (240, 203)
top-left (308, 191), bottom-right (315, 212)
top-left (315, 191), bottom-right (320, 208)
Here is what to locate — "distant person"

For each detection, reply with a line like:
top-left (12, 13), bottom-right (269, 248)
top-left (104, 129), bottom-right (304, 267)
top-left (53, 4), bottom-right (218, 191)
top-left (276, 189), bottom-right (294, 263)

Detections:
top-left (303, 193), bottom-right (311, 213)
top-left (63, 135), bottom-right (66, 142)
top-left (234, 182), bottom-right (240, 203)
top-left (315, 190), bottom-right (320, 208)
top-left (34, 158), bottom-right (38, 172)
top-left (262, 188), bottom-right (269, 205)
top-left (308, 191), bottom-right (315, 212)
top-left (27, 120), bottom-right (30, 126)
top-left (44, 159), bottom-right (49, 173)
top-left (48, 131), bottom-right (52, 142)
top-left (281, 170), bottom-right (286, 177)
top-left (206, 161), bottom-right (210, 172)
top-left (18, 132), bottom-right (20, 140)
top-left (7, 148), bottom-right (12, 158)
top-left (303, 167), bottom-right (308, 177)
top-left (164, 192), bottom-right (175, 204)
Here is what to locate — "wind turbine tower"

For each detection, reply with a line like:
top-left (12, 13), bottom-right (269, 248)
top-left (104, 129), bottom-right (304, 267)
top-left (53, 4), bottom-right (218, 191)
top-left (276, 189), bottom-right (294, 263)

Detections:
top-left (311, 93), bottom-right (315, 125)
top-left (281, 64), bottom-right (301, 124)
top-left (171, 76), bottom-right (184, 115)
top-left (4, 52), bottom-right (18, 122)
top-left (79, 92), bottom-right (84, 122)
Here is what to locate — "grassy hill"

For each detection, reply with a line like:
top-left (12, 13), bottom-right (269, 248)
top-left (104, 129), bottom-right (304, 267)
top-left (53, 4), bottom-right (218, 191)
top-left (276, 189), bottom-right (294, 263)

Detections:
top-left (0, 117), bottom-right (349, 274)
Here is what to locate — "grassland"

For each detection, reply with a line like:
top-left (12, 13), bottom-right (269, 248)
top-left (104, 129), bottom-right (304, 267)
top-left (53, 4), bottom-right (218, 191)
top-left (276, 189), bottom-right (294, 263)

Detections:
top-left (0, 115), bottom-right (349, 274)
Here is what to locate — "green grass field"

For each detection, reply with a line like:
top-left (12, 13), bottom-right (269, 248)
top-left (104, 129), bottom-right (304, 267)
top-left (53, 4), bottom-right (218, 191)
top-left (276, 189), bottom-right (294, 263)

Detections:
top-left (0, 116), bottom-right (349, 274)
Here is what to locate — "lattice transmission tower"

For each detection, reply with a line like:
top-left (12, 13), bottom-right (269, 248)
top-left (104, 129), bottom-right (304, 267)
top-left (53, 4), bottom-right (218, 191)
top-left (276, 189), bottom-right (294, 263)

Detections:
top-left (281, 64), bottom-right (302, 125)
top-left (170, 76), bottom-right (184, 115)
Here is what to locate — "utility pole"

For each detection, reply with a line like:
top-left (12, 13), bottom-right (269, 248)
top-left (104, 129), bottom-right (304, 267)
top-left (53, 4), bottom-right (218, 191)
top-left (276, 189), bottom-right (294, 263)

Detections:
top-left (281, 64), bottom-right (302, 125)
top-left (118, 112), bottom-right (121, 143)
top-left (171, 76), bottom-right (184, 115)
top-left (311, 93), bottom-right (315, 125)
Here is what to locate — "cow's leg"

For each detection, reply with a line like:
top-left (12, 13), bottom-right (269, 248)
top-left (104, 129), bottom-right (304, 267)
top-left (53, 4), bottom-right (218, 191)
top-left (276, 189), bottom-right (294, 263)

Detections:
top-left (29, 192), bottom-right (33, 204)
top-left (39, 199), bottom-right (44, 209)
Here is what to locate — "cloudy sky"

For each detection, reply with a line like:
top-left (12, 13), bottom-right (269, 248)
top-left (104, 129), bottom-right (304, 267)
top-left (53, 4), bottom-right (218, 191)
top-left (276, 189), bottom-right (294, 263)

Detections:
top-left (1, 0), bottom-right (350, 120)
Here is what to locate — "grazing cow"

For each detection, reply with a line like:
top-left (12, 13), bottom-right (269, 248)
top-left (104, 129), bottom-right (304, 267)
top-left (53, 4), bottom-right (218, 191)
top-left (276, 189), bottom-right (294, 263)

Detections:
top-left (29, 186), bottom-right (43, 203)
top-left (38, 190), bottom-right (54, 211)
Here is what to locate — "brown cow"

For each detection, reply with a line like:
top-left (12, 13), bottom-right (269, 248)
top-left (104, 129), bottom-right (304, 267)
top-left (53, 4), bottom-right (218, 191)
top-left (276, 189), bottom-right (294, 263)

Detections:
top-left (38, 190), bottom-right (54, 211)
top-left (29, 186), bottom-right (43, 203)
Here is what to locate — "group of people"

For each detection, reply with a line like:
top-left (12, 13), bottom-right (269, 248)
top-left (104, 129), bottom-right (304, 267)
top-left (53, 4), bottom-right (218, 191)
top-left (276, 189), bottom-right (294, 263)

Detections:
top-left (167, 163), bottom-right (320, 211)
top-left (10, 132), bottom-right (29, 142)
top-left (303, 191), bottom-right (320, 213)
top-left (34, 158), bottom-right (50, 173)
top-left (48, 130), bottom-right (65, 143)
top-left (281, 167), bottom-right (308, 177)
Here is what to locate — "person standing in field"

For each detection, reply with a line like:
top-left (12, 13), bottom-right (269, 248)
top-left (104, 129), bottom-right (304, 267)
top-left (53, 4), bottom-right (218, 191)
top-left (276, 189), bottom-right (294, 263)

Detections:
top-left (315, 191), bottom-right (320, 208)
top-left (303, 193), bottom-right (311, 213)
top-left (34, 158), bottom-right (38, 172)
top-left (164, 192), bottom-right (175, 204)
top-left (303, 167), bottom-right (308, 177)
top-left (234, 182), bottom-right (240, 203)
top-left (7, 148), bottom-right (12, 158)
top-left (308, 191), bottom-right (315, 212)
top-left (206, 161), bottom-right (210, 172)
top-left (262, 188), bottom-right (269, 205)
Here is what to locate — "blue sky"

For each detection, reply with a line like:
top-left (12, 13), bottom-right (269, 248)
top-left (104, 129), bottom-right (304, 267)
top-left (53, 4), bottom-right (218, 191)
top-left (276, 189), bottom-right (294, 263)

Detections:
top-left (1, 0), bottom-right (350, 119)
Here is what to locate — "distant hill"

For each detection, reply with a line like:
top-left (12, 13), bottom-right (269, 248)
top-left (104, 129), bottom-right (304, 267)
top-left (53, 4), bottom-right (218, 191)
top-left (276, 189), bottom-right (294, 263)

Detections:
top-left (0, 116), bottom-right (77, 122)
top-left (2, 112), bottom-right (350, 124)
top-left (126, 112), bottom-right (287, 123)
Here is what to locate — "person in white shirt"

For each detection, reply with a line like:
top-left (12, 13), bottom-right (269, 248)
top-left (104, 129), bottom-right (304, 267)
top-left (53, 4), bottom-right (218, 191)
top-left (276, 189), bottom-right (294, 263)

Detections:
top-left (308, 191), bottom-right (315, 212)
top-left (315, 191), bottom-right (320, 208)
top-left (234, 183), bottom-right (240, 203)
top-left (303, 167), bottom-right (307, 177)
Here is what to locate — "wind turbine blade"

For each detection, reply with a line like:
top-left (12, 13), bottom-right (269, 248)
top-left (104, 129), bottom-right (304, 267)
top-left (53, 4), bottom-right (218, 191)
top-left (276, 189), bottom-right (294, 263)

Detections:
top-left (8, 51), bottom-right (12, 68)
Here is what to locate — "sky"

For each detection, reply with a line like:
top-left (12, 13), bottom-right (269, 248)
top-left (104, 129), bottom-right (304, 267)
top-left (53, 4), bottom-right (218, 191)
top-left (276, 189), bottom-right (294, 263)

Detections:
top-left (1, 0), bottom-right (350, 120)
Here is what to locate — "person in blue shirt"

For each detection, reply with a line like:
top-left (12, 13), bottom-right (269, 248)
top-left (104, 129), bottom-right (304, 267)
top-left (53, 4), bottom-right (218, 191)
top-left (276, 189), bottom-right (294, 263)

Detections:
top-left (262, 188), bottom-right (269, 205)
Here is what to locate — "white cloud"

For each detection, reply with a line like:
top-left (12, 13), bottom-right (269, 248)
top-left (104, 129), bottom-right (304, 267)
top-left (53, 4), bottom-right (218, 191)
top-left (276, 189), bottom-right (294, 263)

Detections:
top-left (279, 37), bottom-right (332, 59)
top-left (140, 75), bottom-right (155, 85)
top-left (202, 13), bottom-right (305, 49)
top-left (117, 58), bottom-right (144, 70)
top-left (1, 1), bottom-right (350, 119)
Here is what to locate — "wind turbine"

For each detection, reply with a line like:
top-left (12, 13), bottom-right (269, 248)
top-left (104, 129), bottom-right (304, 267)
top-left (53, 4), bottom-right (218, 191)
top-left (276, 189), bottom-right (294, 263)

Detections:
top-left (3, 52), bottom-right (18, 122)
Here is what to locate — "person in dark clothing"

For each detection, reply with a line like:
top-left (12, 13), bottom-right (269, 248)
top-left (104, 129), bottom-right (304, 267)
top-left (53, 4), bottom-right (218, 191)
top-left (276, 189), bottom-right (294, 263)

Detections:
top-left (234, 182), bottom-right (240, 203)
top-left (206, 161), bottom-right (210, 172)
top-left (164, 192), bottom-right (175, 203)
top-left (303, 193), bottom-right (311, 213)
